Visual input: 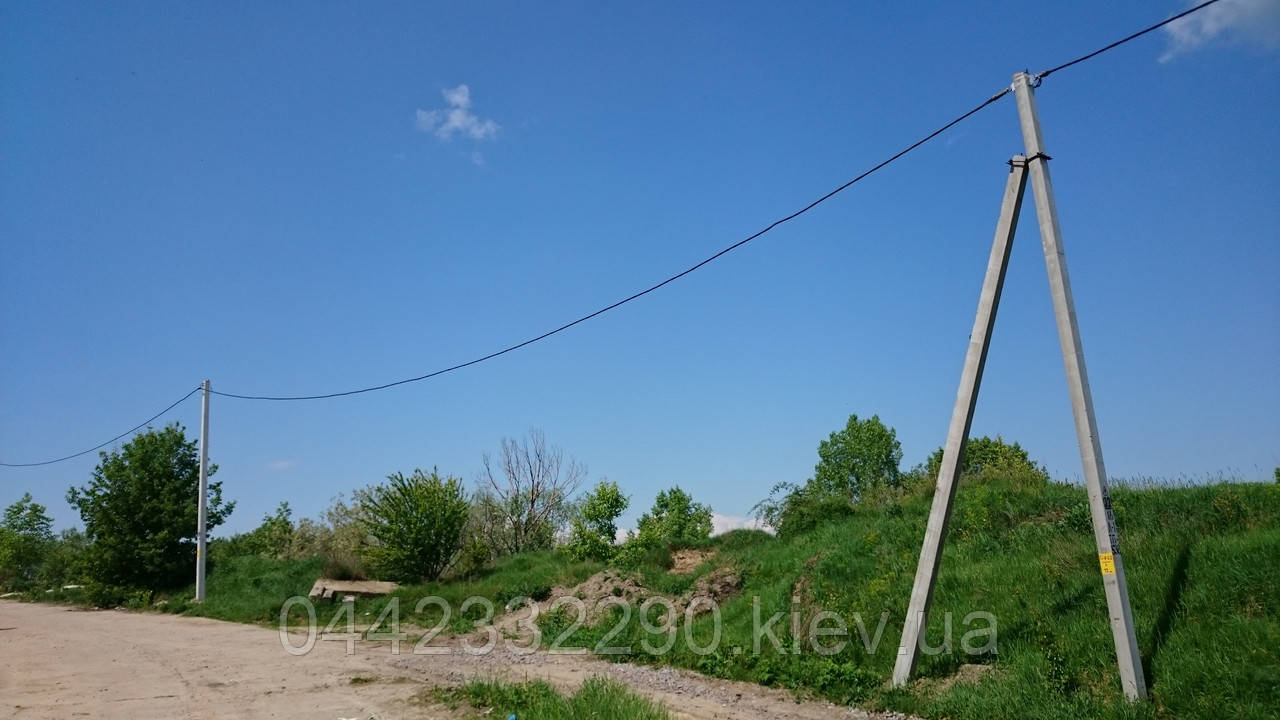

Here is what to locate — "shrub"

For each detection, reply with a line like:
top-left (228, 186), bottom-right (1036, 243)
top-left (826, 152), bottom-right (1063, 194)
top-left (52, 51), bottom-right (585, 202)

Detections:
top-left (752, 480), bottom-right (859, 538)
top-left (924, 435), bottom-right (1050, 487)
top-left (210, 502), bottom-right (295, 564)
top-left (357, 468), bottom-right (470, 582)
top-left (36, 528), bottom-right (89, 589)
top-left (614, 539), bottom-right (672, 570)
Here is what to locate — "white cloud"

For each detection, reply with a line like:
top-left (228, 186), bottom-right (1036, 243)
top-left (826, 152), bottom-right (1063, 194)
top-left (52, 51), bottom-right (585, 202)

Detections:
top-left (1161, 0), bottom-right (1280, 62)
top-left (416, 84), bottom-right (500, 141)
top-left (612, 514), bottom-right (774, 544)
top-left (266, 459), bottom-right (296, 471)
top-left (711, 513), bottom-right (773, 535)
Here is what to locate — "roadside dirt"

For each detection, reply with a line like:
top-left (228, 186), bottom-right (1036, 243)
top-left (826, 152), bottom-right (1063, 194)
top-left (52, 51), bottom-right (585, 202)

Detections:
top-left (0, 600), bottom-right (913, 720)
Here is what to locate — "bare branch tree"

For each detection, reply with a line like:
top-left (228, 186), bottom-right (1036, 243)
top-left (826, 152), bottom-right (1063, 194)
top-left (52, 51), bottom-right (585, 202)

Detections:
top-left (475, 429), bottom-right (585, 556)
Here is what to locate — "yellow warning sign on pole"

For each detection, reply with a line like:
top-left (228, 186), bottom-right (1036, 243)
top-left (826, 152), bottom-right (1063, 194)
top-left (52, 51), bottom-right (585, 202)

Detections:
top-left (1099, 553), bottom-right (1116, 575)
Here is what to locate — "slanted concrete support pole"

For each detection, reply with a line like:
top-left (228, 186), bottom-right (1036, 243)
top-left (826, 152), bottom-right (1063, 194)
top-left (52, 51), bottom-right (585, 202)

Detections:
top-left (893, 157), bottom-right (1027, 686)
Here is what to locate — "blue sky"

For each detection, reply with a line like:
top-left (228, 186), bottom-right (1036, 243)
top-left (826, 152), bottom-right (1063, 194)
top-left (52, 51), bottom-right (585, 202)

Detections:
top-left (2, 1), bottom-right (1277, 536)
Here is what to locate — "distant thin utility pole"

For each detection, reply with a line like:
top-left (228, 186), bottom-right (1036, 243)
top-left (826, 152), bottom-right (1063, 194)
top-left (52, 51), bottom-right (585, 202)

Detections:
top-left (892, 72), bottom-right (1146, 700)
top-left (194, 379), bottom-right (211, 603)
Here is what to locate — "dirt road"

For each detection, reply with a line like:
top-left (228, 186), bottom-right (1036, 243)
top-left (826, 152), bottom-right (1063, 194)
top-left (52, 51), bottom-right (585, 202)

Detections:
top-left (0, 600), bottom-right (906, 720)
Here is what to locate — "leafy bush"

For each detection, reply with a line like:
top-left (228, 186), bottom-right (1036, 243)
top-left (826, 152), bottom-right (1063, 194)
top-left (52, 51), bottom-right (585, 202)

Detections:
top-left (211, 502), bottom-right (295, 563)
top-left (924, 435), bottom-right (1050, 487)
top-left (36, 528), bottom-right (89, 589)
top-left (614, 539), bottom-right (673, 570)
top-left (567, 480), bottom-right (629, 561)
top-left (84, 582), bottom-right (132, 608)
top-left (357, 468), bottom-right (469, 582)
top-left (758, 485), bottom-right (856, 538)
top-left (66, 424), bottom-right (233, 596)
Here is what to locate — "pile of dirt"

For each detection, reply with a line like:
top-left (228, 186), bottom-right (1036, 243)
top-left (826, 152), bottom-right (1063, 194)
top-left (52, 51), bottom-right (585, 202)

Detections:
top-left (670, 548), bottom-right (714, 574)
top-left (677, 566), bottom-right (741, 617)
top-left (551, 569), bottom-right (649, 616)
top-left (489, 563), bottom-right (743, 639)
top-left (489, 569), bottom-right (649, 639)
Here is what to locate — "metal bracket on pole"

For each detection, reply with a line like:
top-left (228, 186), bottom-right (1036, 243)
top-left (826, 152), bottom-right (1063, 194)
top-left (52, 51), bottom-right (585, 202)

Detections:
top-left (194, 379), bottom-right (211, 603)
top-left (893, 73), bottom-right (1147, 701)
top-left (892, 156), bottom-right (1027, 687)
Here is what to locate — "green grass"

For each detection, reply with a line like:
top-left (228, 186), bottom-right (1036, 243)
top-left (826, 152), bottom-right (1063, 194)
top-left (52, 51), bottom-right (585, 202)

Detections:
top-left (148, 548), bottom-right (602, 633)
top-left (437, 675), bottom-right (669, 720)
top-left (157, 554), bottom-right (326, 623)
top-left (542, 479), bottom-right (1280, 720)
top-left (150, 478), bottom-right (1278, 720)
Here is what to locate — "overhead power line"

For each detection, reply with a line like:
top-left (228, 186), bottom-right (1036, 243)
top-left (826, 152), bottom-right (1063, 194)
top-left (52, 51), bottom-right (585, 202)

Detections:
top-left (0, 386), bottom-right (202, 467)
top-left (213, 2), bottom-right (1227, 403)
top-left (213, 88), bottom-right (1012, 401)
top-left (1, 0), bottom-right (1229, 464)
top-left (1034, 0), bottom-right (1222, 80)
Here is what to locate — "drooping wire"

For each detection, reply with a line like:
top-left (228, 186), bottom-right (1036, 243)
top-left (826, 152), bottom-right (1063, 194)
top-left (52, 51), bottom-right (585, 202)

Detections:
top-left (211, 88), bottom-right (1012, 401)
top-left (1035, 0), bottom-right (1222, 80)
top-left (2, 0), bottom-right (1235, 460)
top-left (0, 386), bottom-right (203, 467)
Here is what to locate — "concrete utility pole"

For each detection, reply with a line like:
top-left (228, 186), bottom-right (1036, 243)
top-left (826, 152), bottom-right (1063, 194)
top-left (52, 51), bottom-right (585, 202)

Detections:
top-left (892, 157), bottom-right (1027, 687)
top-left (1011, 71), bottom-right (1146, 699)
top-left (194, 379), bottom-right (211, 603)
top-left (893, 72), bottom-right (1147, 701)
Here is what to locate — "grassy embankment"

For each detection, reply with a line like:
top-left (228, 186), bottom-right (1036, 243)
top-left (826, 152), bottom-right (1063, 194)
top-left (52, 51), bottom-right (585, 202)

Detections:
top-left (141, 478), bottom-right (1277, 720)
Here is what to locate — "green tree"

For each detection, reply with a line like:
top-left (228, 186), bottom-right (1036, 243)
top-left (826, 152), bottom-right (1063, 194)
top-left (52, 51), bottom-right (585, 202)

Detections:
top-left (635, 486), bottom-right (712, 547)
top-left (0, 493), bottom-right (55, 590)
top-left (567, 480), bottom-right (629, 561)
top-left (67, 423), bottom-right (233, 594)
top-left (924, 435), bottom-right (1049, 486)
top-left (357, 468), bottom-right (470, 582)
top-left (813, 413), bottom-right (903, 500)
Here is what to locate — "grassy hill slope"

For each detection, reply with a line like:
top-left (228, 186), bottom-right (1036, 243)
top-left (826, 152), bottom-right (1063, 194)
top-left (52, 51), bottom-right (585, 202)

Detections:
top-left (160, 479), bottom-right (1278, 720)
